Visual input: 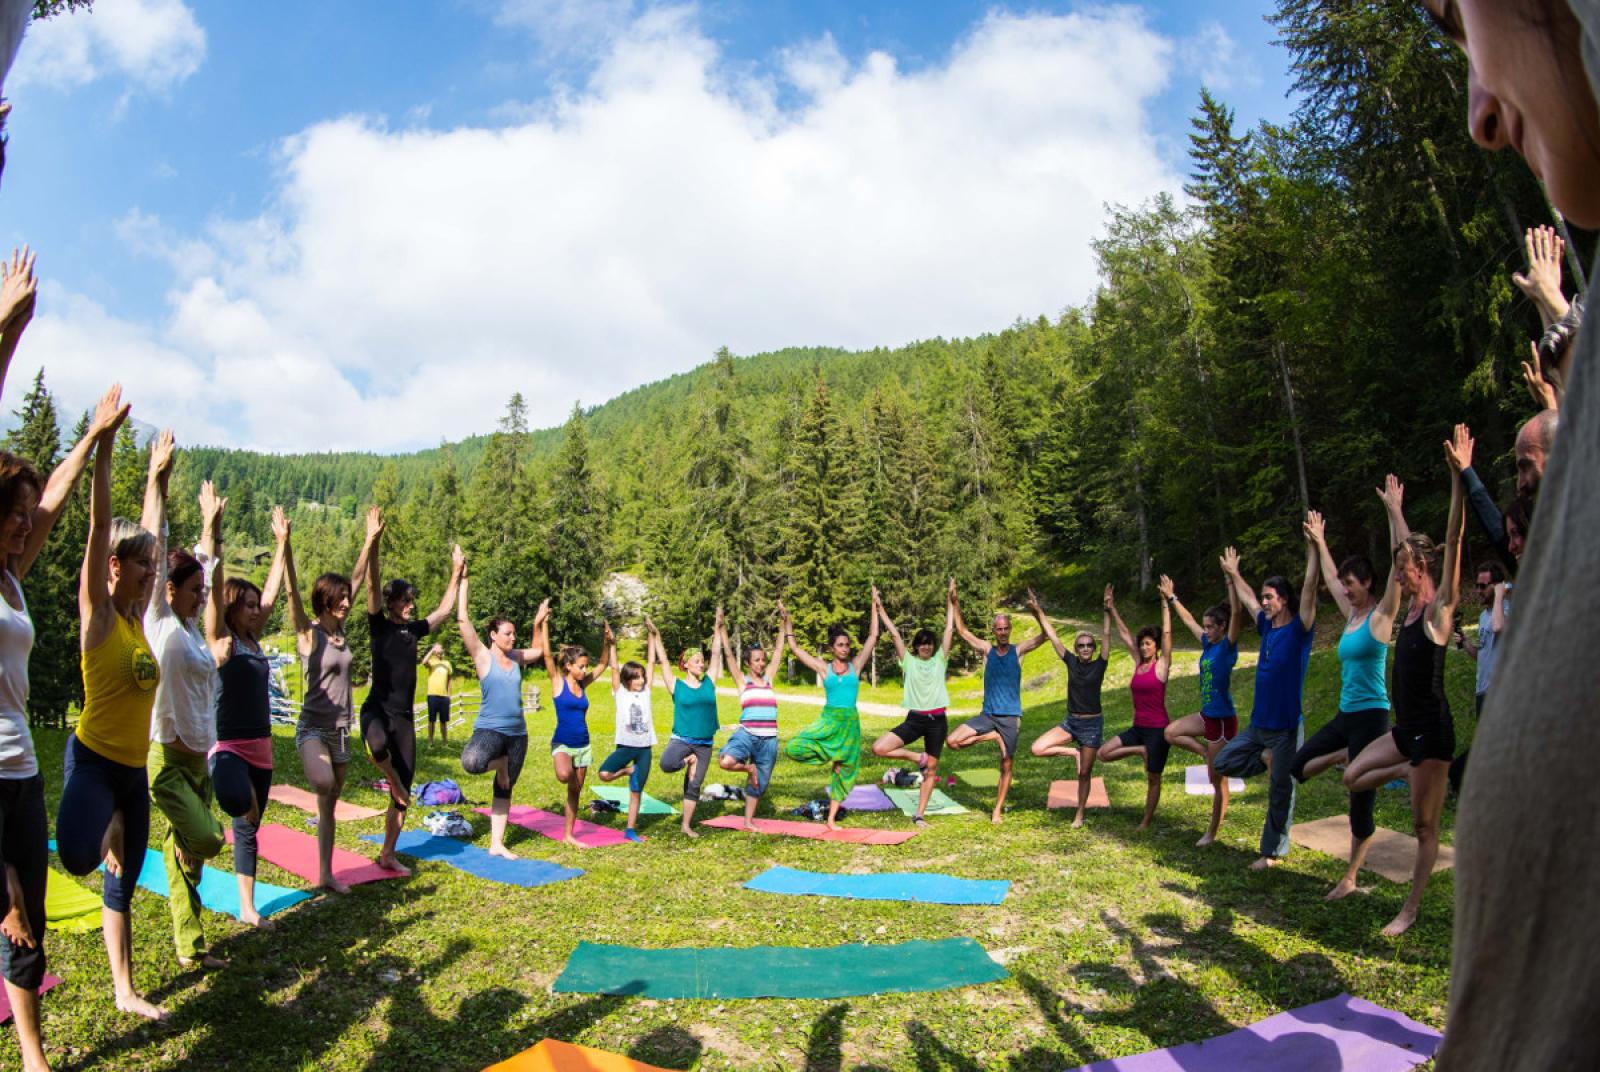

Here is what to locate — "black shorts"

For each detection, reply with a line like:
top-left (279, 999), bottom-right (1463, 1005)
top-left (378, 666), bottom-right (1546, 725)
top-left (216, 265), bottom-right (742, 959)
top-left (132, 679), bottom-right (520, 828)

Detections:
top-left (1116, 725), bottom-right (1171, 774)
top-left (427, 695), bottom-right (450, 727)
top-left (961, 713), bottom-right (1020, 758)
top-left (889, 712), bottom-right (949, 758)
top-left (1392, 720), bottom-right (1455, 766)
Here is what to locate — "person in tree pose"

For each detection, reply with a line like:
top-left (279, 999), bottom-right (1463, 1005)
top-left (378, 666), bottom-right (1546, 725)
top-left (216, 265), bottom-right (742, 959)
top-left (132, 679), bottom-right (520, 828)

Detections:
top-left (1161, 568), bottom-right (1244, 846)
top-left (53, 386), bottom-right (170, 1021)
top-left (202, 482), bottom-right (286, 928)
top-left (1213, 529), bottom-right (1320, 871)
top-left (423, 644), bottom-right (453, 745)
top-left (646, 614), bottom-right (721, 837)
top-left (871, 589), bottom-right (955, 826)
top-left (1344, 428), bottom-right (1468, 936)
top-left (716, 607), bottom-right (782, 830)
top-left (946, 579), bottom-right (1046, 824)
top-left (1026, 586), bottom-right (1111, 829)
top-left (0, 384), bottom-right (123, 1069)
top-left (779, 591), bottom-right (881, 831)
top-left (456, 578), bottom-right (544, 858)
top-left (361, 506), bottom-right (465, 873)
top-left (1095, 584), bottom-right (1174, 831)
top-left (142, 434), bottom-right (225, 966)
top-left (1291, 493), bottom-right (1405, 899)
top-left (275, 506), bottom-right (377, 893)
top-left (596, 641), bottom-right (657, 844)
top-left (536, 607), bottom-right (612, 846)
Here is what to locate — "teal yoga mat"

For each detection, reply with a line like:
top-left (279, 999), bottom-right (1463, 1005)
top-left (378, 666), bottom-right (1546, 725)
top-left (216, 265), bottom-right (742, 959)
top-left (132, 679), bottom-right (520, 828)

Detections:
top-left (130, 848), bottom-right (310, 919)
top-left (591, 785), bottom-right (678, 816)
top-left (884, 786), bottom-right (968, 816)
top-left (744, 866), bottom-right (1008, 905)
top-left (364, 832), bottom-right (583, 887)
top-left (552, 937), bottom-right (1007, 998)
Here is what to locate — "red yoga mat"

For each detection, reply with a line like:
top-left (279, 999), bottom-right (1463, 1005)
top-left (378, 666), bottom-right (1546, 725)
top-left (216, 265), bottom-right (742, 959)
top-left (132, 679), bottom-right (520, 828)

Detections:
top-left (269, 784), bottom-right (383, 821)
top-left (227, 823), bottom-right (406, 886)
top-left (1047, 778), bottom-right (1110, 809)
top-left (0, 973), bottom-right (60, 1024)
top-left (477, 806), bottom-right (630, 848)
top-left (699, 815), bottom-right (919, 845)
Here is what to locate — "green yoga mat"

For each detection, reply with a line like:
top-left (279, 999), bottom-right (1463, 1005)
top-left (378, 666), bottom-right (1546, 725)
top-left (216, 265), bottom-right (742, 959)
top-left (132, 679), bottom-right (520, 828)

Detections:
top-left (591, 785), bottom-right (677, 816)
top-left (46, 869), bottom-right (102, 933)
top-left (883, 786), bottom-right (968, 816)
top-left (955, 769), bottom-right (1000, 787)
top-left (553, 937), bottom-right (1006, 998)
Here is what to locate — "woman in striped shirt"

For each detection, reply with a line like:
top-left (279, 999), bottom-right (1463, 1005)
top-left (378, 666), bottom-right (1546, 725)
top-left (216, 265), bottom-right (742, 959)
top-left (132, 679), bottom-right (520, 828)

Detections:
top-left (715, 606), bottom-right (782, 830)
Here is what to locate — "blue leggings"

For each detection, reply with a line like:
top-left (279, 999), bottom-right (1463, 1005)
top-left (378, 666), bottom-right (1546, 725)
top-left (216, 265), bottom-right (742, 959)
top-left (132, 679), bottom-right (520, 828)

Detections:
top-left (56, 735), bottom-right (149, 912)
top-left (210, 752), bottom-right (273, 878)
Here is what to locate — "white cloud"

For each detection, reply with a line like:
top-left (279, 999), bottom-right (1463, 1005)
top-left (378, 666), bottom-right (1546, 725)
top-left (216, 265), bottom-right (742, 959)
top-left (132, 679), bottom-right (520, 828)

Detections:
top-left (11, 0), bottom-right (204, 93)
top-left (1179, 21), bottom-right (1255, 93)
top-left (43, 5), bottom-right (1186, 452)
top-left (495, 0), bottom-right (635, 58)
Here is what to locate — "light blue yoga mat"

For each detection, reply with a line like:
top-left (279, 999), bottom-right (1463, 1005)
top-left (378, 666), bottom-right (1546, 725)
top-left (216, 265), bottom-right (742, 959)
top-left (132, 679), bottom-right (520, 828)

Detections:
top-left (744, 865), bottom-right (1008, 905)
top-left (129, 848), bottom-right (310, 920)
top-left (363, 832), bottom-right (583, 887)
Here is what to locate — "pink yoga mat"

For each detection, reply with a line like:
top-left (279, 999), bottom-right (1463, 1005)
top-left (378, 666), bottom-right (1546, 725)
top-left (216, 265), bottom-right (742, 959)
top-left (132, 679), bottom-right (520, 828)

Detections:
top-left (478, 806), bottom-right (631, 847)
top-left (699, 815), bottom-right (918, 845)
top-left (0, 973), bottom-right (60, 1024)
top-left (1184, 765), bottom-right (1247, 795)
top-left (269, 784), bottom-right (383, 821)
top-left (227, 823), bottom-right (405, 886)
top-left (1066, 992), bottom-right (1440, 1071)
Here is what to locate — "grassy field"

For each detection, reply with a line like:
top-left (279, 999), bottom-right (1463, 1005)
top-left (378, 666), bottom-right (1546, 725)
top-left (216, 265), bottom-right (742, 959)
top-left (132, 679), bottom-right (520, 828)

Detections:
top-left (10, 607), bottom-right (1476, 1071)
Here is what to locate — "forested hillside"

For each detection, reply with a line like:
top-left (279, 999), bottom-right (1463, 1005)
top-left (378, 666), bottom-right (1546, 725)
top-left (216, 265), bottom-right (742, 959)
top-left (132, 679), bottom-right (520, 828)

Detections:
top-left (7, 0), bottom-right (1585, 718)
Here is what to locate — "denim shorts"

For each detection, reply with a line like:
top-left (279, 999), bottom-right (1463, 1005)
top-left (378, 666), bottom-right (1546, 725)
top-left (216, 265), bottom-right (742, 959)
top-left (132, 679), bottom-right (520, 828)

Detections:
top-left (719, 727), bottom-right (779, 797)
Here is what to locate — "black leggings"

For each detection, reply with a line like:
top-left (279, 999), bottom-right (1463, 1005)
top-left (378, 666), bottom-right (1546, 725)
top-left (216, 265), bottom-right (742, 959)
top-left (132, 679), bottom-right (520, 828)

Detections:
top-left (460, 730), bottom-right (528, 802)
top-left (659, 739), bottom-right (711, 802)
top-left (211, 752), bottom-right (273, 879)
top-left (56, 735), bottom-right (149, 912)
top-left (0, 775), bottom-right (48, 989)
top-left (361, 706), bottom-right (416, 806)
top-left (1291, 707), bottom-right (1390, 840)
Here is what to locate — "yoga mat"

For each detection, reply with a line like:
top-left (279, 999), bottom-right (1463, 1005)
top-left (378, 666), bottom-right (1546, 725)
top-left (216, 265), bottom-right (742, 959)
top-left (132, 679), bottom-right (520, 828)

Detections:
top-left (591, 785), bottom-right (677, 815)
top-left (955, 768), bottom-right (1000, 787)
top-left (269, 784), bottom-right (383, 821)
top-left (0, 973), bottom-right (61, 1025)
top-left (699, 815), bottom-right (918, 845)
top-left (1289, 817), bottom-right (1456, 884)
top-left (478, 805), bottom-right (630, 848)
top-left (1184, 765), bottom-right (1247, 795)
top-left (45, 868), bottom-right (102, 932)
top-left (842, 785), bottom-right (896, 811)
top-left (127, 848), bottom-right (311, 919)
top-left (226, 823), bottom-right (404, 886)
top-left (362, 832), bottom-right (583, 887)
top-left (553, 937), bottom-right (1006, 998)
top-left (1066, 992), bottom-right (1441, 1071)
top-left (744, 865), bottom-right (1008, 905)
top-left (1047, 778), bottom-right (1109, 809)
top-left (883, 786), bottom-right (968, 816)
top-left (485, 1037), bottom-right (676, 1072)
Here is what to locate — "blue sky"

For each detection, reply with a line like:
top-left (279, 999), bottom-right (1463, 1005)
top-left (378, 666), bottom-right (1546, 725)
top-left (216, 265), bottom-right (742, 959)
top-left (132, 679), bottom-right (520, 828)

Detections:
top-left (2, 0), bottom-right (1299, 451)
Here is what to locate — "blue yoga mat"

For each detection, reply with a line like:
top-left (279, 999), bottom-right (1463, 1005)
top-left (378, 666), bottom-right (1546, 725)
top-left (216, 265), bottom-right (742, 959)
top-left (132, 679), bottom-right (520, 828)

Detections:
top-left (744, 865), bottom-right (1008, 905)
top-left (362, 832), bottom-right (583, 887)
top-left (130, 848), bottom-right (310, 920)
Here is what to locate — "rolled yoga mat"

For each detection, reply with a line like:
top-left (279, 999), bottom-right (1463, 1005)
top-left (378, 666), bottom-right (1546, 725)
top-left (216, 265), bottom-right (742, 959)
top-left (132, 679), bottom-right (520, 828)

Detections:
top-left (269, 783), bottom-right (383, 821)
top-left (699, 815), bottom-right (918, 845)
top-left (227, 823), bottom-right (405, 886)
top-left (363, 831), bottom-right (583, 887)
top-left (591, 784), bottom-right (677, 815)
top-left (883, 786), bottom-right (967, 816)
top-left (1047, 778), bottom-right (1110, 809)
top-left (485, 1037), bottom-right (677, 1072)
top-left (0, 974), bottom-right (61, 1025)
top-left (1289, 816), bottom-right (1455, 884)
top-left (476, 805), bottom-right (630, 847)
top-left (1184, 765), bottom-right (1246, 795)
top-left (1064, 992), bottom-right (1441, 1071)
top-left (126, 847), bottom-right (311, 919)
top-left (45, 868), bottom-right (102, 932)
top-left (744, 865), bottom-right (1008, 905)
top-left (841, 784), bottom-right (896, 811)
top-left (552, 937), bottom-right (1006, 998)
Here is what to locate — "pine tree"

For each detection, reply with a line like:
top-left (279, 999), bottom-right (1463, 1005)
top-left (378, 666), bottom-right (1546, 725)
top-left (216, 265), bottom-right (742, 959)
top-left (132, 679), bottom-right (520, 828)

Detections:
top-left (544, 404), bottom-right (606, 645)
top-left (5, 369), bottom-right (61, 469)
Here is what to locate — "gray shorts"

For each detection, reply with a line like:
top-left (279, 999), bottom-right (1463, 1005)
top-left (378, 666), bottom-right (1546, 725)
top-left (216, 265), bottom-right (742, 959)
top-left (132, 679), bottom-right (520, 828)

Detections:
top-left (295, 721), bottom-right (353, 766)
top-left (1060, 714), bottom-right (1104, 750)
top-left (962, 712), bottom-right (1021, 758)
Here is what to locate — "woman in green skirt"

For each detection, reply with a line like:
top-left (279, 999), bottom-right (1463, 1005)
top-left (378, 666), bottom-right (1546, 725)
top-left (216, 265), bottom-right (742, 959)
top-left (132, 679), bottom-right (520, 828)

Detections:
top-left (777, 589), bottom-right (881, 830)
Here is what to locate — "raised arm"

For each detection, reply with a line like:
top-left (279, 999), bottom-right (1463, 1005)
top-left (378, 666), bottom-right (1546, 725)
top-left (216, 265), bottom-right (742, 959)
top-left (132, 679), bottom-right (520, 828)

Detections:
top-left (852, 587), bottom-right (882, 674)
top-left (587, 622), bottom-right (614, 687)
top-left (948, 579), bottom-right (989, 655)
top-left (356, 505), bottom-right (383, 614)
top-left (1159, 574), bottom-right (1205, 644)
top-left (276, 509), bottom-right (314, 647)
top-left (18, 385), bottom-right (116, 579)
top-left (258, 508), bottom-right (289, 624)
top-left (1025, 587), bottom-right (1066, 659)
top-left (645, 615), bottom-right (676, 692)
top-left (1224, 563), bottom-right (1243, 644)
top-left (708, 606), bottom-right (726, 682)
top-left (1219, 547), bottom-right (1260, 621)
top-left (200, 482), bottom-right (232, 665)
top-left (422, 544), bottom-right (466, 633)
top-left (536, 600), bottom-right (556, 680)
top-left (1433, 426), bottom-right (1470, 635)
top-left (1303, 510), bottom-right (1353, 619)
top-left (1105, 586), bottom-right (1137, 660)
top-left (1511, 224), bottom-right (1571, 329)
top-left (777, 601), bottom-right (827, 678)
top-left (1376, 473), bottom-right (1411, 549)
top-left (78, 387), bottom-right (130, 636)
top-left (1298, 526), bottom-right (1320, 632)
top-left (1491, 580), bottom-right (1508, 635)
top-left (133, 429), bottom-right (176, 620)
top-left (515, 598), bottom-right (549, 667)
top-left (455, 574), bottom-right (487, 670)
top-left (0, 248), bottom-right (37, 401)
top-left (878, 597), bottom-right (907, 662)
top-left (1158, 584), bottom-right (1174, 679)
top-left (716, 607), bottom-right (746, 688)
top-left (941, 592), bottom-right (955, 656)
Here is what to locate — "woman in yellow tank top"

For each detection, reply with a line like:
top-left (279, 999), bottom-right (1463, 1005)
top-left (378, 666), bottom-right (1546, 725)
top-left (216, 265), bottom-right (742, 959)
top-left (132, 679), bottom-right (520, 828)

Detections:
top-left (53, 388), bottom-right (173, 1023)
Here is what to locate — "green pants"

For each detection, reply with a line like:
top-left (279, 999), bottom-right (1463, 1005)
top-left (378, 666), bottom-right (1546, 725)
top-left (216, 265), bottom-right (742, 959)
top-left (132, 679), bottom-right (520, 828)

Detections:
top-left (148, 741), bottom-right (225, 958)
top-left (784, 706), bottom-right (862, 801)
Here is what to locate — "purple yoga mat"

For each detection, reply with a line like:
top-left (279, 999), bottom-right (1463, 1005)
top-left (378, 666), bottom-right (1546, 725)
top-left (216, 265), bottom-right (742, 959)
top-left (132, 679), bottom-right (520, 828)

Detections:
top-left (1067, 993), bottom-right (1441, 1072)
top-left (842, 785), bottom-right (897, 812)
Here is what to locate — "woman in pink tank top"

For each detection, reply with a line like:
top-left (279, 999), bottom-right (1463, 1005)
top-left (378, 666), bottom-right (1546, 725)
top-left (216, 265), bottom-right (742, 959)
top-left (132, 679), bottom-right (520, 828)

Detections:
top-left (1098, 587), bottom-right (1173, 829)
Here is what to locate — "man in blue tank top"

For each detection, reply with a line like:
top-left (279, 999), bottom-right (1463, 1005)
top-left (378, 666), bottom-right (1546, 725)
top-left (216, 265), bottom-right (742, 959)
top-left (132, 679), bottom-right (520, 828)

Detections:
top-left (945, 579), bottom-right (1045, 824)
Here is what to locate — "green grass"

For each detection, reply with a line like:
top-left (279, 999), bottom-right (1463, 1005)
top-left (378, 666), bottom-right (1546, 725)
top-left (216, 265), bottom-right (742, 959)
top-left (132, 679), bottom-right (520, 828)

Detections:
top-left (14, 606), bottom-right (1473, 1071)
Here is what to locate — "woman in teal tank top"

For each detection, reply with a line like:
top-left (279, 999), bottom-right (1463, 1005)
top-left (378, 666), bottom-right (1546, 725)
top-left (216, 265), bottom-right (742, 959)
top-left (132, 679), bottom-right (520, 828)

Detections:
top-left (778, 589), bottom-right (881, 831)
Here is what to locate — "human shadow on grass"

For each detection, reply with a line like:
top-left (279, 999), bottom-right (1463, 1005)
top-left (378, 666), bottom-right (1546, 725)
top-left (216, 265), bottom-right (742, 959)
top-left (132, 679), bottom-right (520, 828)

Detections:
top-left (627, 1026), bottom-right (702, 1070)
top-left (803, 1002), bottom-right (848, 1072)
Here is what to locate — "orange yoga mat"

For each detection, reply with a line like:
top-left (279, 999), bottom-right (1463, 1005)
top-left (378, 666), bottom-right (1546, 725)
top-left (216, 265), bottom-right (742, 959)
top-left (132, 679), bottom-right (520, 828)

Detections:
top-left (1046, 777), bottom-right (1109, 809)
top-left (485, 1038), bottom-right (675, 1071)
top-left (269, 784), bottom-right (383, 821)
top-left (1289, 815), bottom-right (1456, 884)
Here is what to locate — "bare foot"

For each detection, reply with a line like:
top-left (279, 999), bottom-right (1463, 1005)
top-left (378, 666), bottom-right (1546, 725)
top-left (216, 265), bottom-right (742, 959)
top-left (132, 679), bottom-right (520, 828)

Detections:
top-left (239, 909), bottom-right (270, 929)
top-left (681, 826), bottom-right (700, 839)
top-left (2, 866), bottom-right (34, 949)
top-left (1195, 832), bottom-right (1216, 847)
top-left (378, 854), bottom-right (412, 877)
top-left (115, 992), bottom-right (169, 1021)
top-left (562, 835), bottom-right (588, 849)
top-left (1136, 819), bottom-right (1151, 831)
top-left (1247, 856), bottom-right (1280, 871)
top-left (1381, 907), bottom-right (1419, 937)
top-left (825, 822), bottom-right (840, 832)
top-left (1070, 815), bottom-right (1085, 829)
top-left (990, 812), bottom-right (1004, 826)
top-left (745, 766), bottom-right (761, 794)
top-left (102, 811), bottom-right (126, 877)
top-left (488, 844), bottom-right (519, 859)
top-left (1325, 877), bottom-right (1361, 901)
top-left (318, 876), bottom-right (353, 895)
top-left (178, 953), bottom-right (228, 970)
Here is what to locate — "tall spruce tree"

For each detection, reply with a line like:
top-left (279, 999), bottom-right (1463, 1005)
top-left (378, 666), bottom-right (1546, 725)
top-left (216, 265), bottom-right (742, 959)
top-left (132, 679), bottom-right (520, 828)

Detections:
top-left (544, 404), bottom-right (606, 645)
